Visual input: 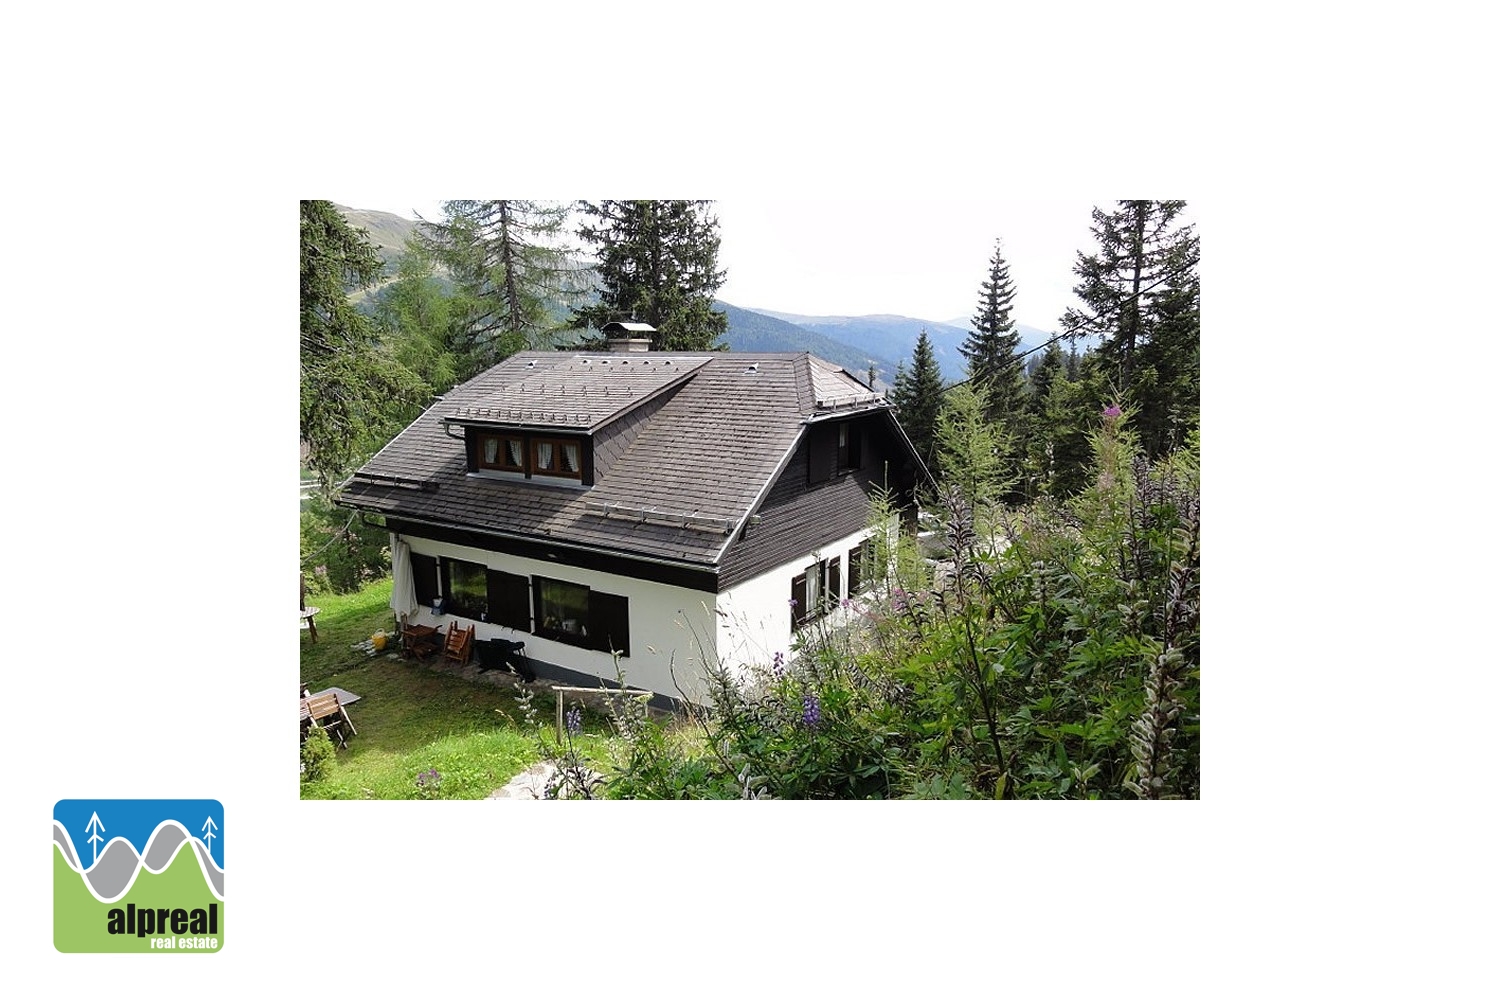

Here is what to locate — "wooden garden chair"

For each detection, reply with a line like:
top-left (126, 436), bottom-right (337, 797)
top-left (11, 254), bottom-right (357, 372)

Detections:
top-left (302, 691), bottom-right (357, 749)
top-left (442, 622), bottom-right (475, 668)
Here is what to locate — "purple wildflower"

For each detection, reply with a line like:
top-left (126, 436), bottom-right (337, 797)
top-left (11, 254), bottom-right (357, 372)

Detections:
top-left (565, 706), bottom-right (582, 735)
top-left (801, 694), bottom-right (821, 729)
top-left (772, 651), bottom-right (785, 678)
top-left (840, 597), bottom-right (851, 610)
top-left (1103, 405), bottom-right (1122, 419)
top-left (788, 598), bottom-right (799, 608)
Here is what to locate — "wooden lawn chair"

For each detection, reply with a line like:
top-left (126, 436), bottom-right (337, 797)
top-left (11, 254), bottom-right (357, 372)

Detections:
top-left (442, 622), bottom-right (475, 668)
top-left (303, 691), bottom-right (357, 749)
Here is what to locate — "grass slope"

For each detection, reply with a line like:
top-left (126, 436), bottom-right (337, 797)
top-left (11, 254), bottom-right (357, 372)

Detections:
top-left (299, 579), bottom-right (613, 799)
top-left (54, 844), bottom-right (222, 953)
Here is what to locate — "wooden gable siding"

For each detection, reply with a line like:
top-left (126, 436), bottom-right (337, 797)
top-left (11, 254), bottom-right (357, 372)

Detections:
top-left (717, 414), bottom-right (913, 590)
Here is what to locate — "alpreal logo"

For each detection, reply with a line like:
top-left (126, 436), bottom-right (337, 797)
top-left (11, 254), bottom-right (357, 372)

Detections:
top-left (53, 799), bottom-right (224, 953)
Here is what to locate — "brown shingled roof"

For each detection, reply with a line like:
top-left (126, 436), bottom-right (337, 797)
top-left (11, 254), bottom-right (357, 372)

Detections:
top-left (337, 351), bottom-right (893, 568)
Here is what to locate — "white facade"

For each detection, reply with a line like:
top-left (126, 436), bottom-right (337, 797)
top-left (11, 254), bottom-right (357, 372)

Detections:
top-left (714, 524), bottom-right (875, 677)
top-left (398, 533), bottom-right (720, 704)
top-left (400, 523), bottom-right (885, 705)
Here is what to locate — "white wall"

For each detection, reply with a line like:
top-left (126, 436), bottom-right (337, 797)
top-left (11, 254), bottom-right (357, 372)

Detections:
top-left (714, 524), bottom-right (875, 678)
top-left (398, 533), bottom-right (720, 704)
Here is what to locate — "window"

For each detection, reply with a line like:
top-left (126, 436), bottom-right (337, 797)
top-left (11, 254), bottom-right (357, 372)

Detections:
top-left (532, 436), bottom-right (582, 479)
top-left (836, 422), bottom-right (862, 471)
top-left (477, 434), bottom-right (525, 472)
top-left (471, 430), bottom-right (586, 481)
top-left (848, 538), bottom-right (876, 596)
top-left (442, 558), bottom-right (489, 620)
top-left (791, 556), bottom-right (844, 629)
top-left (532, 576), bottom-right (630, 656)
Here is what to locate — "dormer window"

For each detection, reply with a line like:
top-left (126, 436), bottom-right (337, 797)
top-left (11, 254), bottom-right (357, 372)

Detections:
top-left (472, 430), bottom-right (588, 483)
top-left (532, 436), bottom-right (582, 479)
top-left (478, 434), bottom-right (525, 472)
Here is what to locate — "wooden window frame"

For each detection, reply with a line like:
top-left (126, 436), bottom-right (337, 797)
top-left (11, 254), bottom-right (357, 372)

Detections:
top-left (477, 433), bottom-right (526, 473)
top-left (530, 435), bottom-right (584, 480)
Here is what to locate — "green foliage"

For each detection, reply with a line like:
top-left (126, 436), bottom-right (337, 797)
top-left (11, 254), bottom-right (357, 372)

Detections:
top-left (571, 200), bottom-right (729, 351)
top-left (300, 491), bottom-right (389, 596)
top-left (299, 200), bottom-right (426, 490)
top-left (890, 329), bottom-right (944, 471)
top-left (300, 724), bottom-right (335, 783)
top-left (936, 383), bottom-right (1013, 511)
top-left (592, 408), bottom-right (1198, 799)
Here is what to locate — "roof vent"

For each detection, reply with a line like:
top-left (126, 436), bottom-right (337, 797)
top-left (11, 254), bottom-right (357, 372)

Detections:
top-left (526, 360), bottom-right (536, 368)
top-left (745, 363), bottom-right (759, 373)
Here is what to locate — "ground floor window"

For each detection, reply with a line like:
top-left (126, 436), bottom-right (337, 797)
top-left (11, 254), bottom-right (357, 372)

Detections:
top-left (847, 538), bottom-right (876, 596)
top-left (533, 576), bottom-right (631, 656)
top-left (791, 555), bottom-right (845, 630)
top-left (442, 558), bottom-right (488, 620)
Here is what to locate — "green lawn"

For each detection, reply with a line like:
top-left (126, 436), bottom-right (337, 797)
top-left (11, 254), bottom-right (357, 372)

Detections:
top-left (299, 578), bottom-right (613, 799)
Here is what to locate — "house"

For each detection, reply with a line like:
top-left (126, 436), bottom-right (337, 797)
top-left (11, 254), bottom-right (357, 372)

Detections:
top-left (336, 326), bottom-right (928, 707)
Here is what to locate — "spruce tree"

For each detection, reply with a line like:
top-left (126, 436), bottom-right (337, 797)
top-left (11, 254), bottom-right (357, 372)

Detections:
top-left (415, 200), bottom-right (577, 373)
top-left (571, 200), bottom-right (728, 351)
top-left (1061, 201), bottom-right (1198, 458)
top-left (891, 329), bottom-right (945, 472)
top-left (960, 239), bottom-right (1025, 423)
top-left (300, 200), bottom-right (422, 491)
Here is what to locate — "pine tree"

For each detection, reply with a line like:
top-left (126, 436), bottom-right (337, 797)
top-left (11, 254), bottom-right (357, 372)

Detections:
top-left (960, 239), bottom-right (1025, 422)
top-left (571, 200), bottom-right (728, 351)
top-left (300, 200), bottom-right (423, 490)
top-left (415, 200), bottom-right (577, 372)
top-left (891, 329), bottom-right (945, 472)
top-left (1061, 201), bottom-right (1199, 458)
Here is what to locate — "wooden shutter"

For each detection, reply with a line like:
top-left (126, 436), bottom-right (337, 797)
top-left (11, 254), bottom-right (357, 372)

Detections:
top-left (807, 425), bottom-right (834, 484)
top-left (412, 553), bottom-right (439, 607)
top-left (589, 591), bottom-right (630, 657)
top-left (825, 556), bottom-right (842, 610)
top-left (486, 569), bottom-right (530, 631)
top-left (791, 574), bottom-right (808, 629)
top-left (847, 544), bottom-right (863, 595)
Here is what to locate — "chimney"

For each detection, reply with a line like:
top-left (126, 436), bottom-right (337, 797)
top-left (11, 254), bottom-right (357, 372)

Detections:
top-left (602, 320), bottom-right (655, 353)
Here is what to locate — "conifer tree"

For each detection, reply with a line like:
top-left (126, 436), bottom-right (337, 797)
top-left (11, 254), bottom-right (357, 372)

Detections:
top-left (891, 329), bottom-right (945, 472)
top-left (1061, 201), bottom-right (1199, 457)
top-left (571, 200), bottom-right (728, 351)
top-left (299, 200), bottom-right (422, 490)
top-left (415, 200), bottom-right (577, 373)
top-left (960, 239), bottom-right (1025, 423)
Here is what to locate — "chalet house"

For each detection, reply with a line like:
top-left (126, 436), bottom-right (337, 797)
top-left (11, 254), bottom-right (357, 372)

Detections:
top-left (336, 326), bottom-right (927, 707)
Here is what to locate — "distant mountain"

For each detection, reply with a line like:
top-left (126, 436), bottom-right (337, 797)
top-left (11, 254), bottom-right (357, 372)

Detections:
top-left (333, 204), bottom-right (421, 271)
top-left (757, 310), bottom-right (1055, 381)
top-left (715, 301), bottom-right (892, 383)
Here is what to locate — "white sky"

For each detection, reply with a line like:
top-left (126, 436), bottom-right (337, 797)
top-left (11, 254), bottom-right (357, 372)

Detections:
top-left (327, 196), bottom-right (1142, 330)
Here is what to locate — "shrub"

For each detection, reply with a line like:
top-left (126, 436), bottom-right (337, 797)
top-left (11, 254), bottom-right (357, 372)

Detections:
top-left (300, 724), bottom-right (336, 783)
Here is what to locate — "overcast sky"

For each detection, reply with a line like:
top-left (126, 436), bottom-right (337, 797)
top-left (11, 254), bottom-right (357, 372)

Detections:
top-left (327, 197), bottom-right (1150, 331)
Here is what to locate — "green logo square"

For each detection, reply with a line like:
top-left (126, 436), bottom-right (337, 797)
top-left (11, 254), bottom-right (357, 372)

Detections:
top-left (53, 799), bottom-right (224, 953)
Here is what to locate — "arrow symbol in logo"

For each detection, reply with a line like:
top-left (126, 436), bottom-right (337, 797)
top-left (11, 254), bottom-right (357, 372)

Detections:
top-left (201, 816), bottom-right (218, 851)
top-left (85, 811), bottom-right (105, 866)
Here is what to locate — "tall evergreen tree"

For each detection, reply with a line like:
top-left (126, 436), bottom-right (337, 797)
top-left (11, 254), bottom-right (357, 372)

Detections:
top-left (299, 200), bottom-right (422, 491)
top-left (960, 239), bottom-right (1025, 422)
top-left (571, 200), bottom-right (728, 351)
top-left (415, 200), bottom-right (577, 373)
top-left (1061, 200), bottom-right (1198, 458)
top-left (891, 329), bottom-right (945, 472)
top-left (936, 383), bottom-right (1011, 509)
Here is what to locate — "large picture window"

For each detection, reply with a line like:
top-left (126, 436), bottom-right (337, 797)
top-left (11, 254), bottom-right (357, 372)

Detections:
top-left (532, 576), bottom-right (630, 656)
top-left (442, 558), bottom-right (489, 620)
